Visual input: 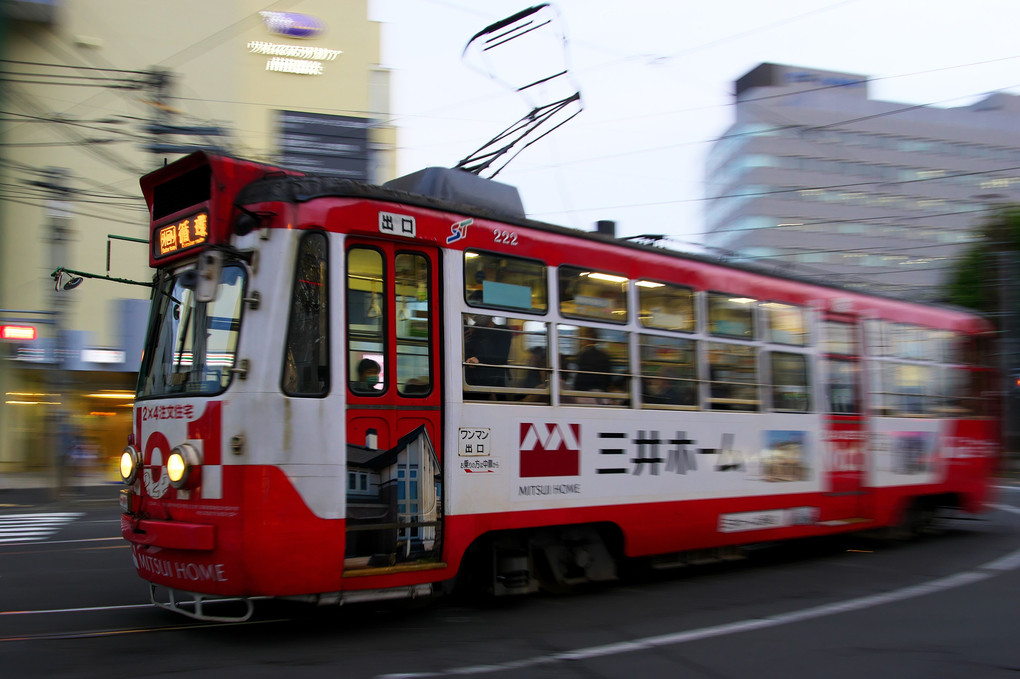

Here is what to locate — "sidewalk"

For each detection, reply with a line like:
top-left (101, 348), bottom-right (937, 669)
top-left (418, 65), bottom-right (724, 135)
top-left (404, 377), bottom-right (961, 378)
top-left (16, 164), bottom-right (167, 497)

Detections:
top-left (0, 469), bottom-right (122, 506)
top-left (0, 469), bottom-right (118, 490)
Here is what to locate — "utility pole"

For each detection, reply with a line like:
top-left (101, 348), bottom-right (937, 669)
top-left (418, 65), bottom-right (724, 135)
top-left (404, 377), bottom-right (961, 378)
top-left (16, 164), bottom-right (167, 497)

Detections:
top-left (145, 68), bottom-right (174, 162)
top-left (143, 67), bottom-right (226, 158)
top-left (996, 211), bottom-right (1020, 461)
top-left (43, 168), bottom-right (74, 494)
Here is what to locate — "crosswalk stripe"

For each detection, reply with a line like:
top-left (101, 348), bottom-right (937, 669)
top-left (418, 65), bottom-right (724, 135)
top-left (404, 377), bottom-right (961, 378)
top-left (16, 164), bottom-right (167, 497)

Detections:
top-left (0, 512), bottom-right (84, 544)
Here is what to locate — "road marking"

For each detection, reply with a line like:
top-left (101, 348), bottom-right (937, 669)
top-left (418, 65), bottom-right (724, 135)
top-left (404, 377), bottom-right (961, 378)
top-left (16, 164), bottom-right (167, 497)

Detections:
top-left (378, 512), bottom-right (1020, 679)
top-left (991, 503), bottom-right (1020, 515)
top-left (0, 513), bottom-right (83, 544)
top-left (0, 603), bottom-right (153, 617)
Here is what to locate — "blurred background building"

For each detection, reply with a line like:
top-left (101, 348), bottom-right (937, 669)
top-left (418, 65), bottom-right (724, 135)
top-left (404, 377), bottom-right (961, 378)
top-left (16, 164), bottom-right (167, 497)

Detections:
top-left (706, 62), bottom-right (1020, 453)
top-left (706, 62), bottom-right (1020, 300)
top-left (0, 0), bottom-right (394, 475)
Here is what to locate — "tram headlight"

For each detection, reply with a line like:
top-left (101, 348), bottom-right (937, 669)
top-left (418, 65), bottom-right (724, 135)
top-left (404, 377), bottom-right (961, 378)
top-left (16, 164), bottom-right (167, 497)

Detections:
top-left (167, 443), bottom-right (201, 490)
top-left (120, 445), bottom-right (142, 485)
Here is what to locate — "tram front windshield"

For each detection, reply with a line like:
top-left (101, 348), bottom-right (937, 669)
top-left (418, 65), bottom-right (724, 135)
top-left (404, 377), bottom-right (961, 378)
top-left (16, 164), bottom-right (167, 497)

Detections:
top-left (137, 263), bottom-right (246, 398)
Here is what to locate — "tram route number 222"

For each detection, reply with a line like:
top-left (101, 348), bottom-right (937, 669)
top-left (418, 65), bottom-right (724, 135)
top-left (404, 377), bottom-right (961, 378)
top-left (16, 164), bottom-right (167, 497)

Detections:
top-left (493, 229), bottom-right (518, 246)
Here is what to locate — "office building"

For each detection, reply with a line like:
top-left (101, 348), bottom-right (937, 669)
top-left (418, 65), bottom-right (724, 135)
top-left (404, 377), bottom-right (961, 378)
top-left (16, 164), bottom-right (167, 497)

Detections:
top-left (0, 0), bottom-right (394, 474)
top-left (706, 62), bottom-right (1020, 300)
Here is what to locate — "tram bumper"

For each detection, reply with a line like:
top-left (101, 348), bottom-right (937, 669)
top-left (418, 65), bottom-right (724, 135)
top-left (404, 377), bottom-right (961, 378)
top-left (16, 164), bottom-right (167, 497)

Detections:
top-left (121, 514), bottom-right (216, 551)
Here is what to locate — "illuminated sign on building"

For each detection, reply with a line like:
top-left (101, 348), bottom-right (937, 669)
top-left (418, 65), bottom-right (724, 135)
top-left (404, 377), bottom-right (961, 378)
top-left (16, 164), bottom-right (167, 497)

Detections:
top-left (153, 211), bottom-right (209, 259)
top-left (1, 325), bottom-right (37, 341)
top-left (81, 349), bottom-right (126, 364)
top-left (247, 41), bottom-right (342, 62)
top-left (249, 12), bottom-right (340, 76)
top-left (259, 11), bottom-right (325, 39)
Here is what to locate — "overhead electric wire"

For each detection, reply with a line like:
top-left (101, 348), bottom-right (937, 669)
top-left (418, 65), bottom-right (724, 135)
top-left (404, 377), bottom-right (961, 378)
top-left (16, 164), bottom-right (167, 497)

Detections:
top-left (3, 4), bottom-right (1016, 268)
top-left (0, 194), bottom-right (146, 227)
top-left (6, 89), bottom-right (147, 176)
top-left (0, 59), bottom-right (151, 75)
top-left (0, 109), bottom-right (152, 142)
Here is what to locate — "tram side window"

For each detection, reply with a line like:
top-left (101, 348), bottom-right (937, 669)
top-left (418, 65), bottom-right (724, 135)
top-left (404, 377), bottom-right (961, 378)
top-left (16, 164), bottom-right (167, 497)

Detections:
top-left (820, 320), bottom-right (856, 355)
top-left (932, 330), bottom-right (956, 364)
top-left (958, 334), bottom-right (993, 368)
top-left (511, 321), bottom-right (551, 403)
top-left (346, 247), bottom-right (386, 395)
top-left (864, 319), bottom-right (889, 356)
top-left (942, 367), bottom-right (975, 416)
top-left (957, 368), bottom-right (994, 416)
top-left (707, 342), bottom-right (758, 411)
top-left (708, 293), bottom-right (755, 339)
top-left (282, 231), bottom-right (329, 397)
top-left (395, 253), bottom-right (432, 396)
top-left (559, 325), bottom-right (629, 405)
top-left (825, 359), bottom-right (859, 414)
top-left (639, 334), bottom-right (698, 408)
top-left (763, 302), bottom-right (808, 345)
top-left (559, 266), bottom-right (628, 323)
top-left (463, 313), bottom-right (550, 403)
top-left (464, 250), bottom-right (547, 313)
top-left (878, 363), bottom-right (933, 416)
top-left (638, 281), bottom-right (695, 333)
top-left (770, 352), bottom-right (810, 412)
top-left (890, 324), bottom-right (928, 360)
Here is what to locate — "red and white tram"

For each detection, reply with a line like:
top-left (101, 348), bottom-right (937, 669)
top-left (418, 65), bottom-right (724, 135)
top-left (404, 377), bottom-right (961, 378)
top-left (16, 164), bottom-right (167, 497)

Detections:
top-left (119, 151), bottom-right (1001, 620)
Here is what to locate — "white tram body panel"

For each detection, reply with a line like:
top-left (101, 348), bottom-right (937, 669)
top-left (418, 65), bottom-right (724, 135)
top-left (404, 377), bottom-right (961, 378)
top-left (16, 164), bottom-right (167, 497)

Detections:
top-left (447, 405), bottom-right (826, 515)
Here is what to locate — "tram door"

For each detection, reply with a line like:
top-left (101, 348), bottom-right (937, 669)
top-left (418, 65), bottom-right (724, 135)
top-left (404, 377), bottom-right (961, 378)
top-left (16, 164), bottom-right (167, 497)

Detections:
top-left (821, 313), bottom-right (872, 522)
top-left (343, 239), bottom-right (443, 570)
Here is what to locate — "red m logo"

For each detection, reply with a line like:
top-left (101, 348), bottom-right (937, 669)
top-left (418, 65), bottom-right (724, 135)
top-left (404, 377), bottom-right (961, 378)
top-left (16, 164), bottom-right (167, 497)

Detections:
top-left (520, 422), bottom-right (580, 478)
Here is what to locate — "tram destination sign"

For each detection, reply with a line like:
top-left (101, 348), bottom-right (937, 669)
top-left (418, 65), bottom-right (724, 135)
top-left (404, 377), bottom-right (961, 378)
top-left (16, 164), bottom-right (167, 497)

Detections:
top-left (153, 211), bottom-right (209, 260)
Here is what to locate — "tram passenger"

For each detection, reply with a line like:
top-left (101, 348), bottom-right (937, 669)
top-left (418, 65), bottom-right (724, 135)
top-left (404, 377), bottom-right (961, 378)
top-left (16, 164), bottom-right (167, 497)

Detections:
top-left (572, 328), bottom-right (612, 393)
top-left (521, 346), bottom-right (548, 389)
top-left (352, 358), bottom-right (382, 393)
top-left (644, 366), bottom-right (695, 406)
top-left (464, 313), bottom-right (512, 391)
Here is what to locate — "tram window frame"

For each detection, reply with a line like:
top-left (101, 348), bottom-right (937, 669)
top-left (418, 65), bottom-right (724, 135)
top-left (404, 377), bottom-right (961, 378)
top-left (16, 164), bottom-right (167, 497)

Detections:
top-left (346, 246), bottom-right (387, 397)
top-left (558, 265), bottom-right (629, 324)
top-left (462, 314), bottom-right (550, 403)
top-left (395, 251), bottom-right (433, 397)
top-left (877, 361), bottom-right (934, 417)
top-left (769, 351), bottom-right (811, 412)
top-left (706, 341), bottom-right (759, 411)
top-left (921, 328), bottom-right (940, 361)
top-left (138, 263), bottom-right (248, 399)
top-left (762, 301), bottom-right (808, 346)
top-left (932, 330), bottom-right (956, 364)
top-left (888, 323), bottom-right (909, 359)
top-left (639, 333), bottom-right (698, 409)
top-left (707, 292), bottom-right (756, 339)
top-left (464, 250), bottom-right (547, 314)
top-left (890, 323), bottom-right (932, 361)
top-left (824, 357), bottom-right (860, 414)
top-left (559, 325), bottom-right (630, 406)
top-left (820, 320), bottom-right (857, 355)
top-left (637, 281), bottom-right (696, 333)
top-left (864, 319), bottom-right (889, 356)
top-left (940, 366), bottom-right (976, 416)
top-left (282, 230), bottom-right (330, 398)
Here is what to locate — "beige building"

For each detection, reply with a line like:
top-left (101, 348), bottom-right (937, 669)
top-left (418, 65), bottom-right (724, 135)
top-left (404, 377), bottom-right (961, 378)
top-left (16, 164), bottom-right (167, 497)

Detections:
top-left (0, 0), bottom-right (394, 475)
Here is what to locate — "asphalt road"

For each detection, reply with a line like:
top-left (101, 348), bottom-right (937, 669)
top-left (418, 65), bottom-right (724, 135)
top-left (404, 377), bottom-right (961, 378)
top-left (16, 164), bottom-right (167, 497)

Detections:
top-left (1, 483), bottom-right (1018, 678)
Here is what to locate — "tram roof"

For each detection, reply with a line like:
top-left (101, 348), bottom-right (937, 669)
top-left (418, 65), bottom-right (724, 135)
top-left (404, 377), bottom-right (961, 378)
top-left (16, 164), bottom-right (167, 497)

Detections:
top-left (233, 163), bottom-right (980, 319)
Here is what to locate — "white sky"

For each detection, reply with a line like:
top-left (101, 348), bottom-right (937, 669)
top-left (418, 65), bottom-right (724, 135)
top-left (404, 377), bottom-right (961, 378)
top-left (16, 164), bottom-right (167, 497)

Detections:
top-left (370, 0), bottom-right (1020, 249)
